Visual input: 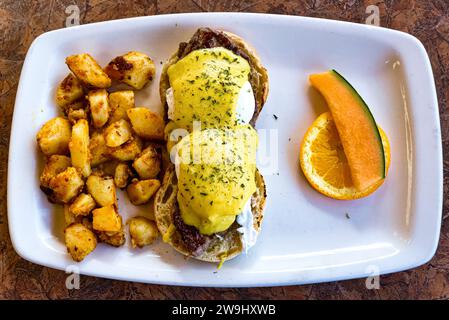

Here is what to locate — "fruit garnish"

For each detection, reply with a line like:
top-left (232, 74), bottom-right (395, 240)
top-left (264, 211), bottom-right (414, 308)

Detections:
top-left (300, 112), bottom-right (390, 200)
top-left (309, 70), bottom-right (386, 191)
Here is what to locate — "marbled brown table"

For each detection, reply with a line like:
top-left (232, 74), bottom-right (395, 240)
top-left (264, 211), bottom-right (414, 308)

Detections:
top-left (0, 0), bottom-right (448, 299)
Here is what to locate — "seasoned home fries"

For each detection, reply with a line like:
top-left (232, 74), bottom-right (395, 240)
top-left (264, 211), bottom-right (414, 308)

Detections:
top-left (105, 51), bottom-right (155, 89)
top-left (36, 51), bottom-right (161, 262)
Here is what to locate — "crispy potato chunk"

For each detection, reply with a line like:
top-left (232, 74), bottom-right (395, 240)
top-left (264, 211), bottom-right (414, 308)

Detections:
top-left (89, 131), bottom-right (110, 166)
top-left (40, 155), bottom-right (71, 189)
top-left (56, 73), bottom-right (84, 108)
top-left (64, 205), bottom-right (93, 228)
top-left (66, 98), bottom-right (86, 109)
top-left (62, 98), bottom-right (87, 118)
top-left (88, 89), bottom-right (109, 128)
top-left (104, 119), bottom-right (132, 147)
top-left (36, 117), bottom-right (72, 155)
top-left (48, 167), bottom-right (84, 203)
top-left (126, 179), bottom-right (160, 205)
top-left (133, 145), bottom-right (161, 179)
top-left (114, 163), bottom-right (132, 188)
top-left (105, 52), bottom-right (155, 89)
top-left (66, 53), bottom-right (111, 88)
top-left (96, 229), bottom-right (126, 247)
top-left (109, 135), bottom-right (142, 161)
top-left (96, 159), bottom-right (120, 176)
top-left (67, 108), bottom-right (87, 124)
top-left (92, 205), bottom-right (122, 232)
top-left (128, 216), bottom-right (159, 248)
top-left (69, 119), bottom-right (91, 177)
top-left (81, 217), bottom-right (93, 230)
top-left (65, 223), bottom-right (97, 262)
top-left (69, 193), bottom-right (96, 216)
top-left (86, 174), bottom-right (116, 206)
top-left (108, 90), bottom-right (134, 123)
top-left (64, 204), bottom-right (82, 226)
top-left (127, 108), bottom-right (164, 140)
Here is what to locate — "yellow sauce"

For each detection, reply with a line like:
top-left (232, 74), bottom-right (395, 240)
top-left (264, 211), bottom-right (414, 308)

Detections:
top-left (175, 126), bottom-right (258, 235)
top-left (167, 47), bottom-right (250, 132)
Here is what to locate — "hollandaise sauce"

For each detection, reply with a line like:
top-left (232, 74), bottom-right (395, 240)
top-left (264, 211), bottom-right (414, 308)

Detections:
top-left (167, 47), bottom-right (251, 131)
top-left (175, 126), bottom-right (258, 235)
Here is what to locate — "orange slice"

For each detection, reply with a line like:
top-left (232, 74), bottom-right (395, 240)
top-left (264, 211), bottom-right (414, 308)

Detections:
top-left (300, 112), bottom-right (390, 200)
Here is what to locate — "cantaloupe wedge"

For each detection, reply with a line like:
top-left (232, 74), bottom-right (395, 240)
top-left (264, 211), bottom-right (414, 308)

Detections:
top-left (309, 70), bottom-right (385, 191)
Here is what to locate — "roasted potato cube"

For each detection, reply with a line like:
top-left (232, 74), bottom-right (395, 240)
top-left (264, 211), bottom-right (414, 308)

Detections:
top-left (65, 98), bottom-right (86, 110)
top-left (104, 119), bottom-right (132, 147)
top-left (109, 90), bottom-right (134, 123)
top-left (96, 229), bottom-right (125, 247)
top-left (127, 108), bottom-right (164, 140)
top-left (87, 89), bottom-right (109, 128)
top-left (81, 217), bottom-right (93, 230)
top-left (36, 117), bottom-right (72, 155)
top-left (105, 51), bottom-right (155, 89)
top-left (114, 163), bottom-right (132, 188)
top-left (64, 205), bottom-right (93, 228)
top-left (67, 108), bottom-right (87, 124)
top-left (40, 155), bottom-right (71, 189)
top-left (126, 179), bottom-right (160, 205)
top-left (92, 205), bottom-right (122, 232)
top-left (89, 131), bottom-right (109, 166)
top-left (86, 174), bottom-right (116, 206)
top-left (128, 216), bottom-right (159, 248)
top-left (64, 204), bottom-right (82, 226)
top-left (65, 223), bottom-right (97, 262)
top-left (96, 159), bottom-right (120, 176)
top-left (69, 119), bottom-right (91, 177)
top-left (48, 167), bottom-right (84, 203)
top-left (62, 98), bottom-right (87, 118)
top-left (66, 53), bottom-right (111, 88)
top-left (69, 193), bottom-right (96, 216)
top-left (133, 145), bottom-right (161, 179)
top-left (56, 73), bottom-right (84, 108)
top-left (109, 135), bottom-right (142, 161)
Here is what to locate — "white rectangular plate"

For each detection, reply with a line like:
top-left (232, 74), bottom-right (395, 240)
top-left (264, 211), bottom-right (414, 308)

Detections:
top-left (8, 13), bottom-right (443, 287)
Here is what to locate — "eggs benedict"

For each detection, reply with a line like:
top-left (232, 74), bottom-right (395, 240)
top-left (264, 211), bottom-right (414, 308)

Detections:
top-left (154, 28), bottom-right (268, 263)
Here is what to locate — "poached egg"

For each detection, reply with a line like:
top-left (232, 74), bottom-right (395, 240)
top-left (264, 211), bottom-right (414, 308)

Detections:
top-left (166, 80), bottom-right (255, 125)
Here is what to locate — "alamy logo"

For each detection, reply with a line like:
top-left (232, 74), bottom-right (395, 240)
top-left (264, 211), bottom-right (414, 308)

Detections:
top-left (65, 5), bottom-right (80, 27)
top-left (65, 265), bottom-right (80, 290)
top-left (365, 5), bottom-right (380, 26)
top-left (365, 264), bottom-right (380, 289)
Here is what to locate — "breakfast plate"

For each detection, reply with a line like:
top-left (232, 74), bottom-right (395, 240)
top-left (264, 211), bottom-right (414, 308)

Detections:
top-left (8, 13), bottom-right (442, 287)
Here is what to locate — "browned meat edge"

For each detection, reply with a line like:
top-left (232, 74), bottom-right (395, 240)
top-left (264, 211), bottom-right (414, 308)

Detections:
top-left (172, 206), bottom-right (211, 256)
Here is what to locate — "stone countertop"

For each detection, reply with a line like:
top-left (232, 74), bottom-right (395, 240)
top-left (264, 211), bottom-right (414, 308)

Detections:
top-left (0, 0), bottom-right (448, 299)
